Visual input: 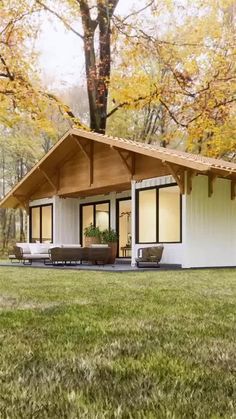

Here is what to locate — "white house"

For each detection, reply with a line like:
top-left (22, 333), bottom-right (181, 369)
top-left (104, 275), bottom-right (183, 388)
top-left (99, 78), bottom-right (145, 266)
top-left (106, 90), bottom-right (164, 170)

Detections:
top-left (1, 128), bottom-right (236, 268)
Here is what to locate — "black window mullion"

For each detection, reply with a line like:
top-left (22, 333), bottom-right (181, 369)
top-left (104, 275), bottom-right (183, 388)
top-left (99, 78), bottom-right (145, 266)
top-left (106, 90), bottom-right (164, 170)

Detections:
top-left (93, 204), bottom-right (96, 227)
top-left (29, 208), bottom-right (32, 242)
top-left (156, 188), bottom-right (159, 243)
top-left (40, 206), bottom-right (42, 243)
top-left (135, 189), bottom-right (139, 244)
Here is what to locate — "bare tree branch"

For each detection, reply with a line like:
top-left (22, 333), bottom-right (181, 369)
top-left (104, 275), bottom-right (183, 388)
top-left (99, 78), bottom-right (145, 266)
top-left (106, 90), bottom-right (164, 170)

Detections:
top-left (114, 0), bottom-right (154, 24)
top-left (35, 0), bottom-right (84, 39)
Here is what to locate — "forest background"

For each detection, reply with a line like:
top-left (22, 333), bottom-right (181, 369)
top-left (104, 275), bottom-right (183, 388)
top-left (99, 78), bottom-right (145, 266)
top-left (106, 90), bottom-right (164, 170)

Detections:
top-left (0, 0), bottom-right (235, 249)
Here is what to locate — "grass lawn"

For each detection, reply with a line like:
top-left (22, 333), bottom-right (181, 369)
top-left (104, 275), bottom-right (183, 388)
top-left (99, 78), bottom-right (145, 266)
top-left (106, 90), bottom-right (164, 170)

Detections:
top-left (0, 267), bottom-right (235, 418)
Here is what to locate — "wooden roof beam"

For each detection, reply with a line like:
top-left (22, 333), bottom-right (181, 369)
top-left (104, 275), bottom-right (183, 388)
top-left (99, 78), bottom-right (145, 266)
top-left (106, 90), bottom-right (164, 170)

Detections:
top-left (73, 135), bottom-right (91, 160)
top-left (13, 193), bottom-right (29, 213)
top-left (113, 147), bottom-right (135, 177)
top-left (72, 136), bottom-right (94, 186)
top-left (164, 162), bottom-right (185, 194)
top-left (89, 142), bottom-right (94, 186)
top-left (38, 167), bottom-right (58, 193)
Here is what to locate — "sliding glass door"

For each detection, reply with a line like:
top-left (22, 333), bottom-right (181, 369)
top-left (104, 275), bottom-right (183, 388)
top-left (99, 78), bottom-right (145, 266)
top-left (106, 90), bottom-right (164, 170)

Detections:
top-left (80, 201), bottom-right (110, 246)
top-left (30, 204), bottom-right (53, 243)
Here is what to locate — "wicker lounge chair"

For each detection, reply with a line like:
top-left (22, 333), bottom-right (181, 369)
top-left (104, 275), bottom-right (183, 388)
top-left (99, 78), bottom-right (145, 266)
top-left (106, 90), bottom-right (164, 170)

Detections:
top-left (136, 246), bottom-right (164, 268)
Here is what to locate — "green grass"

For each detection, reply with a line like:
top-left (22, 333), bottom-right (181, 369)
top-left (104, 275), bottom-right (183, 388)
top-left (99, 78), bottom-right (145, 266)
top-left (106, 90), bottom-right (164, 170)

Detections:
top-left (0, 267), bottom-right (235, 418)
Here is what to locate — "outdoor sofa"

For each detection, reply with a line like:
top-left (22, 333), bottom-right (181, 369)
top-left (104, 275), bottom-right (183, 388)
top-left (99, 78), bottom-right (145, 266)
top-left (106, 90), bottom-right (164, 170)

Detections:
top-left (9, 242), bottom-right (55, 265)
top-left (136, 245), bottom-right (164, 268)
top-left (49, 244), bottom-right (111, 265)
top-left (9, 243), bottom-right (111, 266)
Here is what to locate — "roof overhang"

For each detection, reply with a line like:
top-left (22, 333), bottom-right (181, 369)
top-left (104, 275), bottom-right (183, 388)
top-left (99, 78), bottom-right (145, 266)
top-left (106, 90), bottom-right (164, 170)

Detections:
top-left (1, 128), bottom-right (236, 209)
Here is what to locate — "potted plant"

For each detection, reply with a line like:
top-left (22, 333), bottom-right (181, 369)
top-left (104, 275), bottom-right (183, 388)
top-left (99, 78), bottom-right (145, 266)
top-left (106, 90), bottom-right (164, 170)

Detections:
top-left (84, 223), bottom-right (101, 247)
top-left (101, 229), bottom-right (119, 263)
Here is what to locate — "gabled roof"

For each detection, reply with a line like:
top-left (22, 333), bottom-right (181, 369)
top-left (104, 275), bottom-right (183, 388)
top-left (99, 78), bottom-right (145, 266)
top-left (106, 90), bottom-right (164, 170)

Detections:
top-left (1, 127), bottom-right (236, 208)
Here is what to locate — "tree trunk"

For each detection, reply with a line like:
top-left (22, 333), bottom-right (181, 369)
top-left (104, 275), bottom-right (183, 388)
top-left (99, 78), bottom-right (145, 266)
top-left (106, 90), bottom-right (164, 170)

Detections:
top-left (80, 0), bottom-right (118, 134)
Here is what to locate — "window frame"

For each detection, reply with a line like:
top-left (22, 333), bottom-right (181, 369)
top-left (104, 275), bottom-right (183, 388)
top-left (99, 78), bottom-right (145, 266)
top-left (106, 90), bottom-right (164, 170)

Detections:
top-left (136, 183), bottom-right (182, 244)
top-left (116, 196), bottom-right (132, 258)
top-left (80, 200), bottom-right (111, 245)
top-left (29, 203), bottom-right (53, 243)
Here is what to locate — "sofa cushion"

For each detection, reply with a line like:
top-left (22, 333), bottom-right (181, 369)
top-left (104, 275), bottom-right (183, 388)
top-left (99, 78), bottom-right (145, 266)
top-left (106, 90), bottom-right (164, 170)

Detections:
top-left (90, 244), bottom-right (109, 248)
top-left (61, 244), bottom-right (81, 248)
top-left (16, 243), bottom-right (31, 254)
top-left (29, 244), bottom-right (50, 254)
top-left (23, 253), bottom-right (50, 259)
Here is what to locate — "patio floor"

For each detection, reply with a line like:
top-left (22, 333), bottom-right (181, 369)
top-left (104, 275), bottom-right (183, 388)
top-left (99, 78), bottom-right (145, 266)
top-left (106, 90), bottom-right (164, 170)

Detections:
top-left (0, 259), bottom-right (182, 272)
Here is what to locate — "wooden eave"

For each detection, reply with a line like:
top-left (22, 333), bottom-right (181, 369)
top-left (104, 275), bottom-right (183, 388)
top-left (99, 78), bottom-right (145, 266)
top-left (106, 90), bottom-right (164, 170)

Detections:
top-left (1, 128), bottom-right (236, 208)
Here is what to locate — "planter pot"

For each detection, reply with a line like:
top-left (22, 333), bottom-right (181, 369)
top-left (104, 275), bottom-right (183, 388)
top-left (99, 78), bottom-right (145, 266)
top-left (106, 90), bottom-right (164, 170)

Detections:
top-left (84, 236), bottom-right (100, 247)
top-left (108, 242), bottom-right (118, 264)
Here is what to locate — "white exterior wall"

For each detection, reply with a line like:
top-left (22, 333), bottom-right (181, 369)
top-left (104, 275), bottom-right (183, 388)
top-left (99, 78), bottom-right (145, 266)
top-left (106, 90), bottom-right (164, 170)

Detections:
top-left (184, 176), bottom-right (236, 268)
top-left (53, 196), bottom-right (79, 244)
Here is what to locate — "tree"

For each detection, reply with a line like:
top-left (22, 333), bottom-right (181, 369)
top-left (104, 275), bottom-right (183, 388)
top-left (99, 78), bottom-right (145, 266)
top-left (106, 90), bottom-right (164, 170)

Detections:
top-left (107, 0), bottom-right (236, 159)
top-left (36, 0), bottom-right (119, 134)
top-left (0, 0), bottom-right (86, 133)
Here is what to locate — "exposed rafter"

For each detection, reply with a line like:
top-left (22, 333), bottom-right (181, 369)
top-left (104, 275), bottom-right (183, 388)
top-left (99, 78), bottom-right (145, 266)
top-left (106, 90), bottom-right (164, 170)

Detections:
top-left (113, 147), bottom-right (135, 177)
top-left (73, 136), bottom-right (94, 186)
top-left (12, 193), bottom-right (29, 213)
top-left (38, 167), bottom-right (58, 193)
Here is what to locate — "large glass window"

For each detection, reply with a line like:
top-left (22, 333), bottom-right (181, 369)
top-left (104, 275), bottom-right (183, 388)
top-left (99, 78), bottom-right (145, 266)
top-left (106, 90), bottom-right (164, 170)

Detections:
top-left (159, 186), bottom-right (180, 242)
top-left (31, 207), bottom-right (40, 242)
top-left (137, 185), bottom-right (181, 243)
top-left (41, 206), bottom-right (53, 242)
top-left (96, 203), bottom-right (109, 231)
top-left (81, 201), bottom-right (110, 246)
top-left (138, 189), bottom-right (157, 243)
top-left (30, 204), bottom-right (53, 243)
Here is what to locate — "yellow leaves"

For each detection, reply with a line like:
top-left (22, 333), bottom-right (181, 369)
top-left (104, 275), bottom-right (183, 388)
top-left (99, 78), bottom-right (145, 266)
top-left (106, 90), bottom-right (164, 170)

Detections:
top-left (109, 0), bottom-right (236, 158)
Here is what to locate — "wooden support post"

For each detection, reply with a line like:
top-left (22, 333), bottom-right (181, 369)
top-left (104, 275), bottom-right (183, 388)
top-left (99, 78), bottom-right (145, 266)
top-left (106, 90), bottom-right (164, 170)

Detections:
top-left (89, 142), bottom-right (94, 186)
top-left (231, 180), bottom-right (236, 200)
top-left (131, 153), bottom-right (135, 177)
top-left (208, 173), bottom-right (217, 197)
top-left (165, 163), bottom-right (185, 194)
top-left (186, 170), bottom-right (197, 194)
